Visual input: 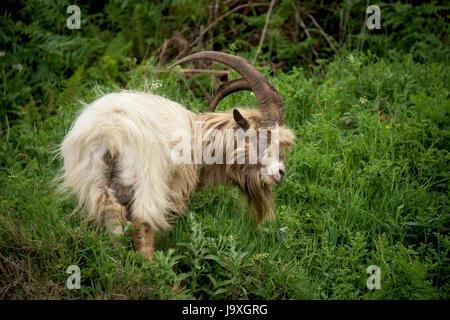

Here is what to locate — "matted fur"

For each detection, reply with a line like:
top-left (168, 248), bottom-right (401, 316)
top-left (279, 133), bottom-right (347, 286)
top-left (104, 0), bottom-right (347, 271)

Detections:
top-left (59, 91), bottom-right (295, 232)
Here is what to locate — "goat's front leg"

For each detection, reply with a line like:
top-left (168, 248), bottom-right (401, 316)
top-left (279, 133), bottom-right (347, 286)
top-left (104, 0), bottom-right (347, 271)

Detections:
top-left (132, 219), bottom-right (155, 262)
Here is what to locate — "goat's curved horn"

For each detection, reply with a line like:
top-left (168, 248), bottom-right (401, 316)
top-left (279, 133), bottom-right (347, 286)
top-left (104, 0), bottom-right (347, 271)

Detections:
top-left (168, 51), bottom-right (284, 127)
top-left (208, 78), bottom-right (251, 112)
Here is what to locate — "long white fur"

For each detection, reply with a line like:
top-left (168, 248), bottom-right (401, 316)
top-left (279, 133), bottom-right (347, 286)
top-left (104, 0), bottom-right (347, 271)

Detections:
top-left (60, 91), bottom-right (194, 232)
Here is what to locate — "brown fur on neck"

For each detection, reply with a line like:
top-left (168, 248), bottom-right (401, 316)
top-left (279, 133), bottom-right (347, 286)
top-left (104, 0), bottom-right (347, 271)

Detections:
top-left (194, 109), bottom-right (294, 225)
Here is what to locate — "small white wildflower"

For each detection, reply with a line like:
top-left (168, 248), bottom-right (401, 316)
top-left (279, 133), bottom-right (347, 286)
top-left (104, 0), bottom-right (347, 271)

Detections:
top-left (12, 64), bottom-right (23, 71)
top-left (150, 80), bottom-right (162, 91)
top-left (279, 227), bottom-right (288, 233)
top-left (0, 52), bottom-right (5, 57)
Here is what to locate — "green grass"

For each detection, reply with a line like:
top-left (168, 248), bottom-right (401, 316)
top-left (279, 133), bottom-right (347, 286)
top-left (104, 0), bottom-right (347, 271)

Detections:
top-left (0, 51), bottom-right (448, 299)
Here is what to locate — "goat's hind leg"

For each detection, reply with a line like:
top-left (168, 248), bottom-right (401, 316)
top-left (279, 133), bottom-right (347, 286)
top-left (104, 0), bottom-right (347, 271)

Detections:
top-left (132, 219), bottom-right (155, 262)
top-left (102, 152), bottom-right (154, 262)
top-left (102, 152), bottom-right (131, 235)
top-left (103, 182), bottom-right (155, 262)
top-left (103, 185), bottom-right (156, 263)
top-left (103, 188), bottom-right (129, 235)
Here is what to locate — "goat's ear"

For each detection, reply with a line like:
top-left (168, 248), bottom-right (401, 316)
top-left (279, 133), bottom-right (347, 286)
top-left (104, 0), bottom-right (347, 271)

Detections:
top-left (233, 109), bottom-right (250, 130)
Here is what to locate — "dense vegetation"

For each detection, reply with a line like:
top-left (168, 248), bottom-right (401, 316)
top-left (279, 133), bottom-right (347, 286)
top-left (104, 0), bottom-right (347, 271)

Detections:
top-left (0, 0), bottom-right (448, 299)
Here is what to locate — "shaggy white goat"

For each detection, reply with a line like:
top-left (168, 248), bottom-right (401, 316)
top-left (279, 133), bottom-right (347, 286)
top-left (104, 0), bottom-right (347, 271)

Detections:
top-left (60, 51), bottom-right (295, 261)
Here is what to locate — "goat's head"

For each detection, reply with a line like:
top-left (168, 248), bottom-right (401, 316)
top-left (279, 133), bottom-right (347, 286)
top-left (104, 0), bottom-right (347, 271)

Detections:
top-left (169, 51), bottom-right (295, 186)
top-left (169, 52), bottom-right (295, 224)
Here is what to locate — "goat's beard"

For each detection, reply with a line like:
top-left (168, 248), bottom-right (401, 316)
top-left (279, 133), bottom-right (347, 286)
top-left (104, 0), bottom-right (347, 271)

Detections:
top-left (226, 164), bottom-right (274, 226)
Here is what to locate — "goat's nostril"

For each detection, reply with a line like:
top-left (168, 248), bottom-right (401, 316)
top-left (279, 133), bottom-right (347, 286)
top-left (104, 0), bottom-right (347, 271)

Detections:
top-left (279, 169), bottom-right (285, 178)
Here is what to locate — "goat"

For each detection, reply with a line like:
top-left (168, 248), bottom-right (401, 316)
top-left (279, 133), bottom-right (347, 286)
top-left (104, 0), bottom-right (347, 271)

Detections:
top-left (59, 51), bottom-right (296, 261)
